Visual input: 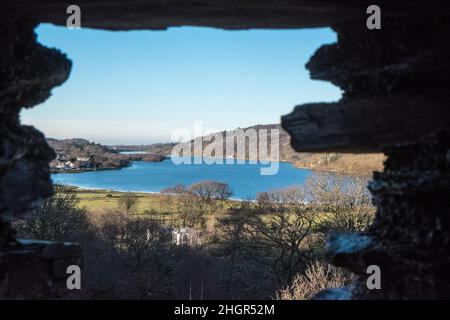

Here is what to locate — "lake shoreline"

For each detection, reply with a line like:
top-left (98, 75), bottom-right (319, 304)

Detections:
top-left (65, 185), bottom-right (248, 202)
top-left (51, 156), bottom-right (313, 200)
top-left (51, 155), bottom-right (299, 175)
top-left (50, 166), bottom-right (126, 174)
top-left (51, 155), bottom-right (372, 177)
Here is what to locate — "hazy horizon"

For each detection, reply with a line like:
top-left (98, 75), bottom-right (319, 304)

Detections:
top-left (45, 121), bottom-right (284, 146)
top-left (21, 24), bottom-right (341, 145)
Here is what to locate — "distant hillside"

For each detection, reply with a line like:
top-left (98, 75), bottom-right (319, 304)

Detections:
top-left (112, 143), bottom-right (176, 156)
top-left (46, 138), bottom-right (167, 171)
top-left (138, 124), bottom-right (385, 175)
top-left (49, 123), bottom-right (385, 175)
top-left (144, 143), bottom-right (177, 155)
top-left (292, 153), bottom-right (385, 175)
top-left (47, 138), bottom-right (114, 157)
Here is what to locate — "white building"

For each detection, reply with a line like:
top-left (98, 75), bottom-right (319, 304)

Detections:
top-left (64, 161), bottom-right (75, 169)
top-left (76, 156), bottom-right (92, 162)
top-left (172, 227), bottom-right (201, 246)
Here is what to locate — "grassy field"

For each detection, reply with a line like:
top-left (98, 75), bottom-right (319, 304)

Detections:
top-left (71, 187), bottom-right (239, 229)
top-left (72, 188), bottom-right (185, 227)
top-left (74, 188), bottom-right (165, 212)
top-left (70, 187), bottom-right (343, 231)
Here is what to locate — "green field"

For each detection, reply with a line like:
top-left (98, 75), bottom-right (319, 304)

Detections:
top-left (75, 188), bottom-right (165, 212)
top-left (72, 187), bottom-right (241, 229)
top-left (73, 188), bottom-right (185, 227)
top-left (71, 187), bottom-right (336, 231)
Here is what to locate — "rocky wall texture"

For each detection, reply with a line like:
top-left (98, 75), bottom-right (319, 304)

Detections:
top-left (282, 16), bottom-right (450, 152)
top-left (0, 19), bottom-right (80, 298)
top-left (0, 240), bottom-right (82, 299)
top-left (283, 15), bottom-right (450, 299)
top-left (318, 132), bottom-right (450, 299)
top-left (0, 19), bottom-right (71, 223)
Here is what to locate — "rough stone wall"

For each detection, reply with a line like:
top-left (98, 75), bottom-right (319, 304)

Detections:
top-left (282, 14), bottom-right (450, 299)
top-left (318, 132), bottom-right (450, 299)
top-left (0, 19), bottom-right (80, 298)
top-left (0, 240), bottom-right (82, 299)
top-left (282, 16), bottom-right (450, 152)
top-left (0, 19), bottom-right (71, 222)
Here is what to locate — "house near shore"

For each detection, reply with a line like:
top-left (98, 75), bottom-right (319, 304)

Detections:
top-left (49, 159), bottom-right (65, 170)
top-left (76, 155), bottom-right (95, 169)
top-left (49, 159), bottom-right (75, 170)
top-left (76, 155), bottom-right (93, 162)
top-left (65, 161), bottom-right (75, 169)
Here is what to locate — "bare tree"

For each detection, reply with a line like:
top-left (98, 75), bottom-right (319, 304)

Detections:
top-left (178, 192), bottom-right (205, 227)
top-left (93, 212), bottom-right (172, 299)
top-left (216, 183), bottom-right (233, 201)
top-left (276, 260), bottom-right (351, 300)
top-left (118, 192), bottom-right (138, 215)
top-left (248, 186), bottom-right (316, 285)
top-left (14, 185), bottom-right (91, 242)
top-left (161, 184), bottom-right (186, 195)
top-left (304, 173), bottom-right (375, 233)
top-left (189, 180), bottom-right (233, 202)
top-left (215, 204), bottom-right (251, 298)
top-left (117, 217), bottom-right (171, 298)
top-left (213, 201), bottom-right (277, 299)
top-left (255, 191), bottom-right (271, 211)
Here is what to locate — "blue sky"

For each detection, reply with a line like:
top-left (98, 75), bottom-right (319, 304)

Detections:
top-left (21, 24), bottom-right (341, 145)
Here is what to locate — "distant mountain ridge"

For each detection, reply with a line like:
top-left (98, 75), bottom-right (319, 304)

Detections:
top-left (142, 123), bottom-right (385, 175)
top-left (47, 123), bottom-right (385, 175)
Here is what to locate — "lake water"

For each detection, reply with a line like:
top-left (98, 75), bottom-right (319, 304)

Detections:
top-left (51, 157), bottom-right (312, 200)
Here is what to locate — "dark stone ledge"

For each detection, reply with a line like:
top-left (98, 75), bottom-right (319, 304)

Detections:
top-left (0, 239), bottom-right (82, 299)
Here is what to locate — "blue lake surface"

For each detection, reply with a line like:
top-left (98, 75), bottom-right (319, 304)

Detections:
top-left (51, 157), bottom-right (312, 200)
